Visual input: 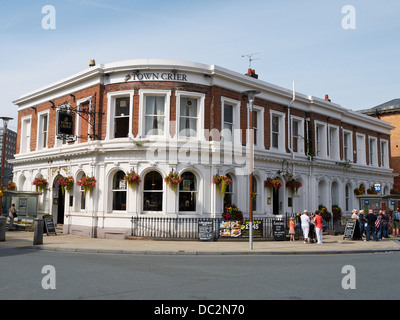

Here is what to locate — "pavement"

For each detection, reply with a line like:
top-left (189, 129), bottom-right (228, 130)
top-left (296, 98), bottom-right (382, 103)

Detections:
top-left (1, 231), bottom-right (400, 255)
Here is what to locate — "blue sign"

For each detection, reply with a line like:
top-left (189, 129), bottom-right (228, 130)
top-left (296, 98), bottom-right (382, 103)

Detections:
top-left (391, 201), bottom-right (396, 206)
top-left (375, 184), bottom-right (381, 192)
top-left (364, 200), bottom-right (370, 205)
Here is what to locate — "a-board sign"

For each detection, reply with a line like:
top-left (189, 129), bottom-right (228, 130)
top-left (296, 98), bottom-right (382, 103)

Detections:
top-left (272, 219), bottom-right (286, 241)
top-left (198, 219), bottom-right (214, 241)
top-left (241, 220), bottom-right (263, 238)
top-left (343, 219), bottom-right (361, 240)
top-left (44, 217), bottom-right (57, 236)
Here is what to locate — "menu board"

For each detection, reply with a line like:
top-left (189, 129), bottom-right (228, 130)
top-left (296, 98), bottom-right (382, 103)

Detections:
top-left (241, 220), bottom-right (263, 238)
top-left (219, 221), bottom-right (242, 237)
top-left (44, 217), bottom-right (57, 236)
top-left (198, 220), bottom-right (214, 241)
top-left (272, 219), bottom-right (286, 241)
top-left (343, 219), bottom-right (361, 240)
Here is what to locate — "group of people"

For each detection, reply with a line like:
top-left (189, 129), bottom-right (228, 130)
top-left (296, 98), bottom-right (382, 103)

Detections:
top-left (350, 208), bottom-right (400, 241)
top-left (289, 210), bottom-right (324, 244)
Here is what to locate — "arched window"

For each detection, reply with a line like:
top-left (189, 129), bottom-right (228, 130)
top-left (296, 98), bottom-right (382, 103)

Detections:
top-left (77, 172), bottom-right (86, 210)
top-left (224, 174), bottom-right (234, 208)
top-left (143, 171), bottom-right (163, 212)
top-left (179, 172), bottom-right (197, 212)
top-left (112, 171), bottom-right (127, 211)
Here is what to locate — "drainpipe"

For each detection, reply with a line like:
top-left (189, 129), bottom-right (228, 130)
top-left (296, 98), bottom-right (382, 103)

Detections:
top-left (287, 81), bottom-right (296, 159)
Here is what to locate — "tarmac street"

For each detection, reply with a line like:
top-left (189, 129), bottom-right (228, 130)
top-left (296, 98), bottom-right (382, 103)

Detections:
top-left (1, 231), bottom-right (400, 255)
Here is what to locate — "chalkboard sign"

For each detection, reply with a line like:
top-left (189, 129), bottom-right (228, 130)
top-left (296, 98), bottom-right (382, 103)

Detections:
top-left (272, 219), bottom-right (286, 241)
top-left (44, 217), bottom-right (57, 236)
top-left (343, 219), bottom-right (361, 240)
top-left (198, 220), bottom-right (213, 241)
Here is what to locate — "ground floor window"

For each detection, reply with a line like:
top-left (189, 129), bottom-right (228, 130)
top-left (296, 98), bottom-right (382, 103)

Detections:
top-left (143, 171), bottom-right (163, 211)
top-left (179, 172), bottom-right (197, 212)
top-left (113, 171), bottom-right (127, 211)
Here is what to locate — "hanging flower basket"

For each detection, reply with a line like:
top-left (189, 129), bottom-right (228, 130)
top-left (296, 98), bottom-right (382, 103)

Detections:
top-left (164, 171), bottom-right (183, 191)
top-left (264, 177), bottom-right (282, 191)
top-left (286, 178), bottom-right (302, 195)
top-left (212, 175), bottom-right (232, 198)
top-left (367, 186), bottom-right (378, 195)
top-left (222, 205), bottom-right (243, 221)
top-left (390, 188), bottom-right (400, 195)
top-left (77, 176), bottom-right (97, 197)
top-left (57, 176), bottom-right (74, 195)
top-left (6, 181), bottom-right (16, 191)
top-left (124, 170), bottom-right (142, 189)
top-left (331, 205), bottom-right (342, 221)
top-left (354, 184), bottom-right (365, 195)
top-left (33, 177), bottom-right (48, 192)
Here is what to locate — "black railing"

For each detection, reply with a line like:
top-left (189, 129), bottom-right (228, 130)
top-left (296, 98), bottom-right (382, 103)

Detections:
top-left (130, 216), bottom-right (289, 240)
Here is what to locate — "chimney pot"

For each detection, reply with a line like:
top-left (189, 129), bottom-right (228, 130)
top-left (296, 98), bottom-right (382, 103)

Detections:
top-left (89, 59), bottom-right (96, 67)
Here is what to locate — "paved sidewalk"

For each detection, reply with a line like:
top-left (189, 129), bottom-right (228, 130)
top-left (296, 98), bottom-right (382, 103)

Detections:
top-left (1, 231), bottom-right (400, 255)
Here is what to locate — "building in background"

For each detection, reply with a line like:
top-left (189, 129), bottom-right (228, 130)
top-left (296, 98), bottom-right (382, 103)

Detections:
top-left (360, 99), bottom-right (400, 189)
top-left (0, 126), bottom-right (17, 188)
top-left (11, 59), bottom-right (395, 239)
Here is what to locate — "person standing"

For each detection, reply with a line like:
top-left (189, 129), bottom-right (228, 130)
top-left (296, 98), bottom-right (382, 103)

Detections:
top-left (366, 209), bottom-right (377, 241)
top-left (300, 210), bottom-right (310, 243)
top-left (314, 211), bottom-right (323, 244)
top-left (8, 203), bottom-right (17, 231)
top-left (391, 208), bottom-right (400, 237)
top-left (359, 210), bottom-right (366, 239)
top-left (382, 210), bottom-right (389, 239)
top-left (289, 217), bottom-right (296, 241)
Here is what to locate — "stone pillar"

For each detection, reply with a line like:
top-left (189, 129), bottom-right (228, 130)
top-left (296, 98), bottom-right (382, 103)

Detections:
top-left (33, 219), bottom-right (44, 245)
top-left (0, 216), bottom-right (6, 242)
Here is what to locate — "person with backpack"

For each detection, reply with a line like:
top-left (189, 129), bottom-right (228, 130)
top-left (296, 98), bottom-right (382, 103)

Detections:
top-left (392, 208), bottom-right (400, 237)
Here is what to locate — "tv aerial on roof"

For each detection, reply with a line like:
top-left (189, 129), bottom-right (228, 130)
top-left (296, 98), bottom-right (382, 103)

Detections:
top-left (242, 53), bottom-right (260, 69)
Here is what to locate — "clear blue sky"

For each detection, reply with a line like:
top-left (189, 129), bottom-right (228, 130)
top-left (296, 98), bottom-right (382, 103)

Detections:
top-left (1, 0), bottom-right (399, 131)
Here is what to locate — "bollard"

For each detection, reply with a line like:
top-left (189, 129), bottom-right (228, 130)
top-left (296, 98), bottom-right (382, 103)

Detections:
top-left (33, 219), bottom-right (44, 245)
top-left (0, 216), bottom-right (6, 242)
top-left (8, 217), bottom-right (14, 231)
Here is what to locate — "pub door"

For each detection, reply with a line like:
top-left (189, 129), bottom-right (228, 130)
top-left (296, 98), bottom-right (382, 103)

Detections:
top-left (57, 186), bottom-right (65, 225)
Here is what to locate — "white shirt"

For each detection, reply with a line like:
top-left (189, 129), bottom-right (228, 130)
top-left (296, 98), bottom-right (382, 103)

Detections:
top-left (301, 214), bottom-right (310, 226)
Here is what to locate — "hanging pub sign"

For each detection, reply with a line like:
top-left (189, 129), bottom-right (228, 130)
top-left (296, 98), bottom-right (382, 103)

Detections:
top-left (57, 111), bottom-right (74, 136)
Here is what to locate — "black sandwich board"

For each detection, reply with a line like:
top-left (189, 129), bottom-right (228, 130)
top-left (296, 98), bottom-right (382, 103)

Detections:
top-left (44, 217), bottom-right (57, 236)
top-left (198, 219), bottom-right (214, 241)
top-left (272, 219), bottom-right (286, 241)
top-left (343, 219), bottom-right (361, 240)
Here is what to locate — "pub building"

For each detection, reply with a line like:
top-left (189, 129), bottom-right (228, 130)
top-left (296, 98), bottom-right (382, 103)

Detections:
top-left (11, 59), bottom-right (394, 239)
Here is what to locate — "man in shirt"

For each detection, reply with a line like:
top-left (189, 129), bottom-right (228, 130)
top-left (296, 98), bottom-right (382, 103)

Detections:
top-left (365, 209), bottom-right (377, 241)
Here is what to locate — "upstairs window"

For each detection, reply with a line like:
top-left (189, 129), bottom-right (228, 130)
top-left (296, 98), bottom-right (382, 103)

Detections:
top-left (37, 112), bottom-right (49, 150)
top-left (179, 97), bottom-right (198, 138)
top-left (114, 97), bottom-right (130, 138)
top-left (145, 96), bottom-right (165, 136)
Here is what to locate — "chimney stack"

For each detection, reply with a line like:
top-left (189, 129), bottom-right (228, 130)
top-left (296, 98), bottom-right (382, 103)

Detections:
top-left (325, 94), bottom-right (331, 102)
top-left (245, 68), bottom-right (259, 79)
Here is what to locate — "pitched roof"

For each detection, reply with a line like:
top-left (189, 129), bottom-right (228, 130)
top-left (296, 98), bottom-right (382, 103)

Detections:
top-left (360, 99), bottom-right (400, 116)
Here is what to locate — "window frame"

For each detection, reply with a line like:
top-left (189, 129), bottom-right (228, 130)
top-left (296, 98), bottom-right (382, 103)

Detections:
top-left (342, 129), bottom-right (353, 162)
top-left (270, 110), bottom-right (286, 152)
top-left (20, 115), bottom-right (32, 154)
top-left (178, 171), bottom-right (198, 213)
top-left (380, 139), bottom-right (389, 168)
top-left (328, 124), bottom-right (340, 161)
top-left (247, 105), bottom-right (264, 149)
top-left (291, 115), bottom-right (304, 154)
top-left (221, 97), bottom-right (241, 145)
top-left (176, 91), bottom-right (205, 141)
top-left (369, 136), bottom-right (378, 166)
top-left (106, 90), bottom-right (134, 140)
top-left (314, 121), bottom-right (327, 159)
top-left (142, 170), bottom-right (164, 213)
top-left (356, 133), bottom-right (366, 165)
top-left (36, 110), bottom-right (49, 151)
top-left (139, 89), bottom-right (171, 139)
